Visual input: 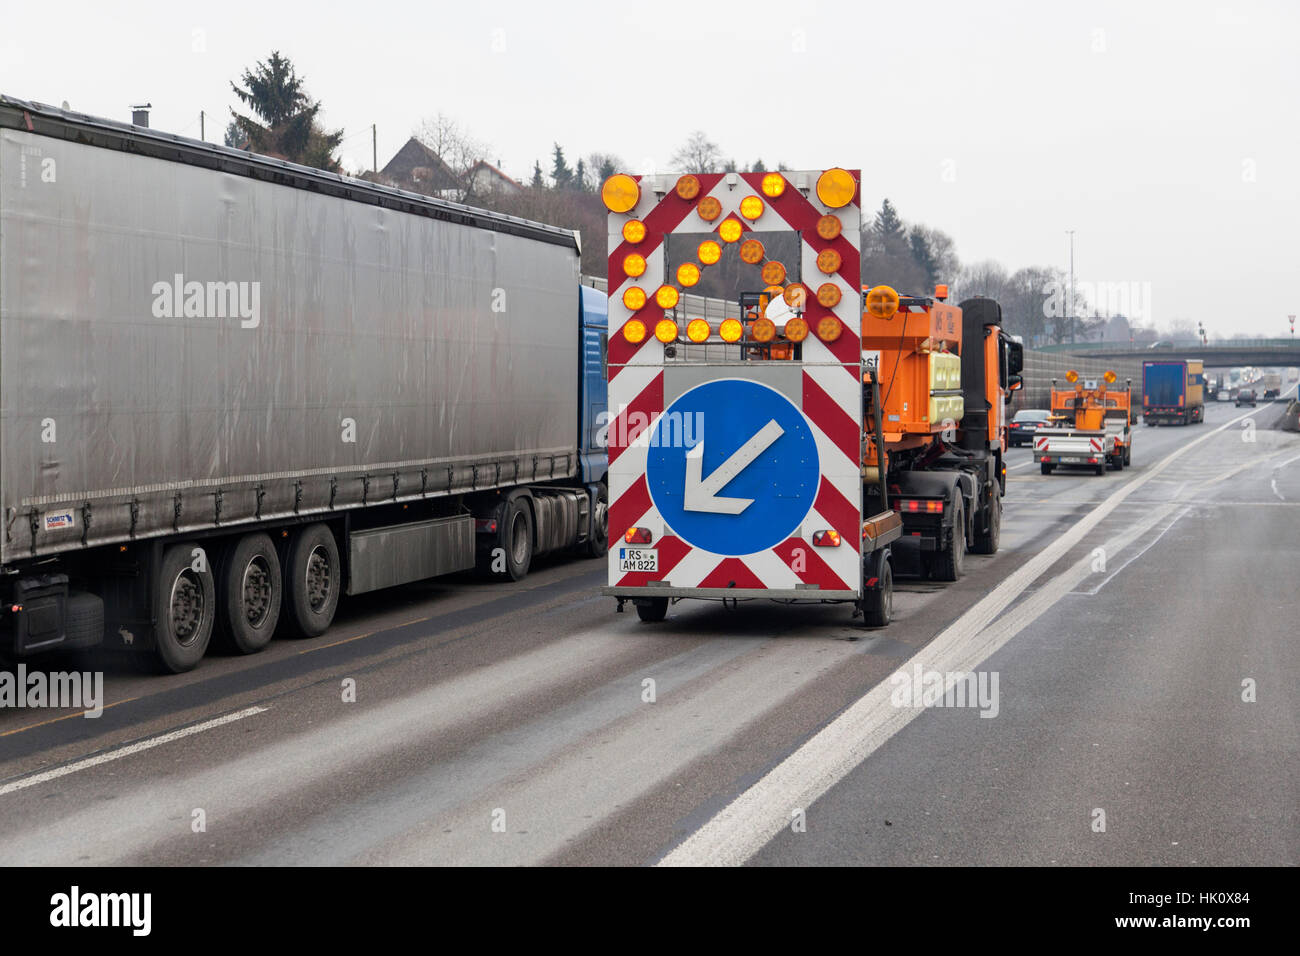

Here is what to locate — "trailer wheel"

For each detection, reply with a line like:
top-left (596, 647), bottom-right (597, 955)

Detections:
top-left (635, 597), bottom-right (669, 623)
top-left (282, 524), bottom-right (340, 638)
top-left (1125, 446), bottom-right (1132, 467)
top-left (860, 557), bottom-right (893, 628)
top-left (154, 544), bottom-right (216, 673)
top-left (584, 482), bottom-right (609, 558)
top-left (1040, 462), bottom-right (1054, 476)
top-left (931, 497), bottom-right (965, 582)
top-left (216, 533), bottom-right (282, 654)
top-left (971, 492), bottom-right (1001, 555)
top-left (1112, 452), bottom-right (1124, 472)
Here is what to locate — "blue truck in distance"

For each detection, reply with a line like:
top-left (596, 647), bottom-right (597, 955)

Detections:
top-left (1143, 359), bottom-right (1205, 425)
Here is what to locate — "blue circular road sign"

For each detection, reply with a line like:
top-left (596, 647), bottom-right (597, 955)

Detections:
top-left (646, 379), bottom-right (819, 557)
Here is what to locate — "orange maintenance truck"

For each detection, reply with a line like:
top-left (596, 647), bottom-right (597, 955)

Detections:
top-left (860, 285), bottom-right (1023, 580)
top-left (1034, 370), bottom-right (1133, 475)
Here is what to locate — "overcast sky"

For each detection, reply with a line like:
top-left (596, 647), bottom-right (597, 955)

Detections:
top-left (3, 0), bottom-right (1296, 336)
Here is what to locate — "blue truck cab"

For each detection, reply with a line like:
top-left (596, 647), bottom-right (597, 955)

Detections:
top-left (578, 284), bottom-right (609, 486)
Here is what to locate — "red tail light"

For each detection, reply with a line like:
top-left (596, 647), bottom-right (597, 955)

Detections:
top-left (624, 527), bottom-right (653, 544)
top-left (899, 499), bottom-right (943, 513)
top-left (812, 530), bottom-right (841, 547)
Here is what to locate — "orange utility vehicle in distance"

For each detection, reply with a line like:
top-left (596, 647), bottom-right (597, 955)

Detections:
top-left (1034, 370), bottom-right (1133, 475)
top-left (860, 285), bottom-right (1023, 580)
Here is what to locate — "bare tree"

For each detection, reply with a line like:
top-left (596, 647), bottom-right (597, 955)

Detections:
top-left (671, 131), bottom-right (722, 173)
top-left (586, 152), bottom-right (625, 185)
top-left (414, 113), bottom-right (490, 202)
top-left (910, 225), bottom-right (960, 283)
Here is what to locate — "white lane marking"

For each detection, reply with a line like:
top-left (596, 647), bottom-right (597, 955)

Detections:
top-left (659, 405), bottom-right (1264, 867)
top-left (1263, 440), bottom-right (1300, 503)
top-left (1072, 506), bottom-right (1190, 596)
top-left (0, 706), bottom-right (268, 798)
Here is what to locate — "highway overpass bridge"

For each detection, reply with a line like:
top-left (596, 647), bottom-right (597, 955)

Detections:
top-left (1034, 339), bottom-right (1300, 367)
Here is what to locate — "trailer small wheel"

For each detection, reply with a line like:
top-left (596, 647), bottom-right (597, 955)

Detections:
top-left (217, 533), bottom-right (282, 654)
top-left (154, 543), bottom-right (216, 673)
top-left (635, 597), bottom-right (669, 623)
top-left (282, 523), bottom-right (341, 638)
top-left (1040, 462), bottom-right (1054, 476)
top-left (860, 557), bottom-right (893, 628)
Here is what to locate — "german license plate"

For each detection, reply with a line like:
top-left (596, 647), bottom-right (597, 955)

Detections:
top-left (618, 547), bottom-right (657, 573)
top-left (1062, 456), bottom-right (1085, 463)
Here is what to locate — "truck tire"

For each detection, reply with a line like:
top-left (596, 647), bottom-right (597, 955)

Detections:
top-left (1125, 446), bottom-right (1132, 467)
top-left (1095, 464), bottom-right (1105, 476)
top-left (216, 533), bottom-right (282, 654)
top-left (860, 557), bottom-right (893, 627)
top-left (1111, 453), bottom-right (1124, 471)
top-left (635, 597), bottom-right (669, 623)
top-left (971, 493), bottom-right (1000, 555)
top-left (584, 482), bottom-right (608, 558)
top-left (931, 497), bottom-right (965, 582)
top-left (65, 591), bottom-right (105, 647)
top-left (154, 543), bottom-right (216, 673)
top-left (496, 497), bottom-right (534, 581)
top-left (1040, 462), bottom-right (1054, 475)
top-left (282, 524), bottom-right (341, 639)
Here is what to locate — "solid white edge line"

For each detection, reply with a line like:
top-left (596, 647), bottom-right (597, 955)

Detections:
top-left (0, 705), bottom-right (269, 798)
top-left (658, 404), bottom-right (1266, 866)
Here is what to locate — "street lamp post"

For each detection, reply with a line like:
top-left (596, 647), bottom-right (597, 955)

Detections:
top-left (1066, 230), bottom-right (1075, 344)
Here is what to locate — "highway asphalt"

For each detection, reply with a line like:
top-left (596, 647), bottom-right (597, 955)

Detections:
top-left (1, 399), bottom-right (1295, 865)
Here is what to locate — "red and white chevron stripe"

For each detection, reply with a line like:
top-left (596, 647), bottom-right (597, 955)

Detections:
top-left (607, 170), bottom-right (863, 598)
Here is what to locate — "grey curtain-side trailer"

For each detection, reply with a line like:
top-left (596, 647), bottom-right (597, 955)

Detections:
top-left (0, 96), bottom-right (608, 672)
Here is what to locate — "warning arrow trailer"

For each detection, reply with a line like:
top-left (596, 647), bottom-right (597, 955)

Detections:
top-left (599, 168), bottom-right (900, 627)
top-left (1035, 370), bottom-right (1133, 475)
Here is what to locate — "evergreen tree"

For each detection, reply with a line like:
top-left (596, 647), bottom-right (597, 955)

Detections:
top-left (229, 51), bottom-right (342, 170)
top-left (530, 160), bottom-right (545, 188)
top-left (909, 228), bottom-right (937, 288)
top-left (575, 158), bottom-right (588, 192)
top-left (551, 143), bottom-right (573, 190)
top-left (874, 198), bottom-right (906, 243)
